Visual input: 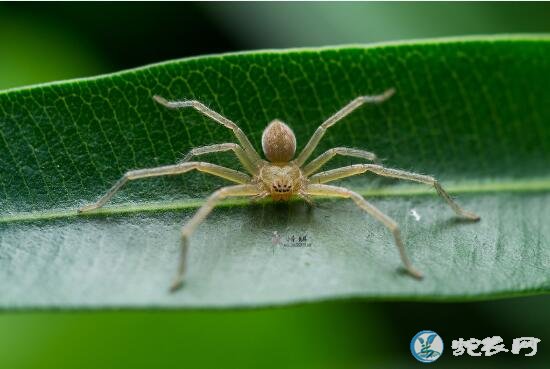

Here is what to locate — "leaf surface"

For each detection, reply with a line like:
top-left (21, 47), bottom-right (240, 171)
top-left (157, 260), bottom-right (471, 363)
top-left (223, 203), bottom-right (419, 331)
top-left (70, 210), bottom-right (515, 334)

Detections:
top-left (0, 36), bottom-right (549, 308)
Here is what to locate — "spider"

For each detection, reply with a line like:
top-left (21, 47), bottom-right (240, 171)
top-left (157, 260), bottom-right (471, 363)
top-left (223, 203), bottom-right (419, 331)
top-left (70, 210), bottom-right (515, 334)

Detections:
top-left (79, 88), bottom-right (480, 291)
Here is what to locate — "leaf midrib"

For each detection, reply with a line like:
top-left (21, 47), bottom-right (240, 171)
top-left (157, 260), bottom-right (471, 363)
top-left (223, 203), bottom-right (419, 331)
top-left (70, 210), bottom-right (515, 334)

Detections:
top-left (2, 177), bottom-right (549, 224)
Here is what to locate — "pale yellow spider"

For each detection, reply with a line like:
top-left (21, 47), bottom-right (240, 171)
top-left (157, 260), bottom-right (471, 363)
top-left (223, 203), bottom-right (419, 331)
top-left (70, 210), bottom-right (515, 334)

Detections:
top-left (79, 88), bottom-right (480, 291)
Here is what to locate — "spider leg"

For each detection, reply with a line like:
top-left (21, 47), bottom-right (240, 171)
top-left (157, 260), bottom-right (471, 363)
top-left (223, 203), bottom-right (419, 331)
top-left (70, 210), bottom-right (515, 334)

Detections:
top-left (309, 164), bottom-right (480, 220)
top-left (153, 95), bottom-right (262, 165)
top-left (296, 190), bottom-right (316, 206)
top-left (294, 89), bottom-right (394, 166)
top-left (249, 192), bottom-right (269, 203)
top-left (181, 143), bottom-right (258, 175)
top-left (302, 147), bottom-right (377, 176)
top-left (78, 162), bottom-right (250, 213)
top-left (305, 183), bottom-right (423, 279)
top-left (172, 184), bottom-right (261, 291)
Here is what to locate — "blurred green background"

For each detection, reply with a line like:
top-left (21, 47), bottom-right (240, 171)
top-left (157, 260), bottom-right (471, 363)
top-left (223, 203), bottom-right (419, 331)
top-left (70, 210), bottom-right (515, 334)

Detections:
top-left (1, 2), bottom-right (549, 368)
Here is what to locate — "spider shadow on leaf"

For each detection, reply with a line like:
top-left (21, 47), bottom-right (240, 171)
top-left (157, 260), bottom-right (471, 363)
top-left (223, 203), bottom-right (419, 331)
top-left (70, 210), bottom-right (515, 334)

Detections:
top-left (433, 216), bottom-right (483, 231)
top-left (243, 198), bottom-right (318, 233)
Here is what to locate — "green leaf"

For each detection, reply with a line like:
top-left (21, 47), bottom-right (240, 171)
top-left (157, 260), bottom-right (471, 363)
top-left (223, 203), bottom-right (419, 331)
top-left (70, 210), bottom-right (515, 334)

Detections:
top-left (1, 35), bottom-right (549, 309)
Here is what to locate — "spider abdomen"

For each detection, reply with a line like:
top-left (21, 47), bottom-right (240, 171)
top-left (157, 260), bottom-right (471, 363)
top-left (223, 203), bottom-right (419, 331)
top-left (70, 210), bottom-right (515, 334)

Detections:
top-left (261, 119), bottom-right (296, 163)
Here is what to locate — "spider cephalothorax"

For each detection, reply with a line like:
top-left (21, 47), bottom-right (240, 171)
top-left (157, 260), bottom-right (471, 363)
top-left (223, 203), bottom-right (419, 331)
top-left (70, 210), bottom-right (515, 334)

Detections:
top-left (256, 162), bottom-right (305, 201)
top-left (80, 89), bottom-right (480, 291)
top-left (256, 119), bottom-right (307, 200)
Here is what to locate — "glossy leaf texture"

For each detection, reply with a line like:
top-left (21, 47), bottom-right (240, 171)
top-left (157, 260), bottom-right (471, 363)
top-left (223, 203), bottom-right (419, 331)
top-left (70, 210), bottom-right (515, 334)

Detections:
top-left (0, 36), bottom-right (549, 309)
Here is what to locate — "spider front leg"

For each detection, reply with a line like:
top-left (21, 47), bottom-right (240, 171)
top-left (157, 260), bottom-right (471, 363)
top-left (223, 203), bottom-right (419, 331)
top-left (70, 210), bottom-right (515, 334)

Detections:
top-left (305, 184), bottom-right (423, 279)
top-left (302, 147), bottom-right (377, 176)
top-left (309, 164), bottom-right (479, 220)
top-left (78, 162), bottom-right (250, 212)
top-left (172, 184), bottom-right (261, 291)
top-left (294, 89), bottom-right (395, 166)
top-left (181, 143), bottom-right (258, 175)
top-left (153, 95), bottom-right (262, 165)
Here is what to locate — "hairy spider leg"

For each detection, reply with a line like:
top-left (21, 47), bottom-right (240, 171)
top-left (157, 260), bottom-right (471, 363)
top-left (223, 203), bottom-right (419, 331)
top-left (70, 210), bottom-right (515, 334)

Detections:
top-left (173, 184), bottom-right (261, 291)
top-left (309, 164), bottom-right (480, 220)
top-left (181, 143), bottom-right (257, 175)
top-left (302, 147), bottom-right (377, 176)
top-left (78, 162), bottom-right (250, 213)
top-left (153, 96), bottom-right (262, 167)
top-left (294, 89), bottom-right (395, 167)
top-left (305, 184), bottom-right (423, 279)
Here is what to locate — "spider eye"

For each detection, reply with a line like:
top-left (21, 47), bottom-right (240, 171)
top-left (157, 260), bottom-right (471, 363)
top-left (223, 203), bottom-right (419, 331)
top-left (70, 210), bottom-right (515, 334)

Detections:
top-left (272, 182), bottom-right (292, 193)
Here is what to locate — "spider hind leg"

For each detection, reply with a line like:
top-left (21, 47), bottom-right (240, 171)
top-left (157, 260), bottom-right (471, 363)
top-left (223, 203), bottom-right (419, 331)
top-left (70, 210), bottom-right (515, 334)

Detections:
top-left (305, 183), bottom-right (423, 279)
top-left (171, 184), bottom-right (261, 292)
